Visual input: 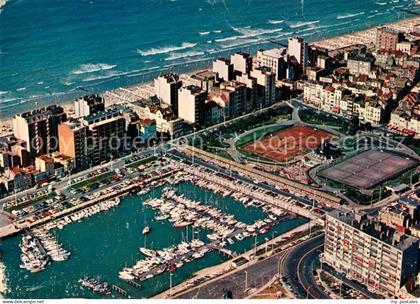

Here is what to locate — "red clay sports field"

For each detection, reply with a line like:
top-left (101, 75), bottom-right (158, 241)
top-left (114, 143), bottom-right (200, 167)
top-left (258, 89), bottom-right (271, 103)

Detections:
top-left (243, 125), bottom-right (335, 162)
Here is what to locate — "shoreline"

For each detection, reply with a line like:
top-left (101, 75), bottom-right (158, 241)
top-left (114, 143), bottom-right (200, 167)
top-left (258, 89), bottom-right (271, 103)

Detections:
top-left (1, 16), bottom-right (419, 135)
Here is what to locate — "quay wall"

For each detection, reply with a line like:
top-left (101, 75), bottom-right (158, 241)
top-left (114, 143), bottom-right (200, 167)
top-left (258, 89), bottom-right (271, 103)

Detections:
top-left (0, 170), bottom-right (179, 239)
top-left (183, 146), bottom-right (341, 207)
top-left (182, 165), bottom-right (321, 222)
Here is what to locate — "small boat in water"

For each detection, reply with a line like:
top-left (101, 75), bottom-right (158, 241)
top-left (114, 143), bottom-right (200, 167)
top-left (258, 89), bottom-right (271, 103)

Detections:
top-left (139, 247), bottom-right (156, 257)
top-left (142, 226), bottom-right (151, 235)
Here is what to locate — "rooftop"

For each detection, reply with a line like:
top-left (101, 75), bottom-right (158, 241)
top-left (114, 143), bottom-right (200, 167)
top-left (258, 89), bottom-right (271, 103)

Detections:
top-left (328, 208), bottom-right (419, 251)
top-left (259, 48), bottom-right (287, 59)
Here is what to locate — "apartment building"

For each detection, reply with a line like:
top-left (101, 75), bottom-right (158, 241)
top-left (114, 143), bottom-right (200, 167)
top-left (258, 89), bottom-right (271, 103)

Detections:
top-left (178, 85), bottom-right (207, 125)
top-left (154, 73), bottom-right (182, 115)
top-left (288, 37), bottom-right (308, 67)
top-left (362, 100), bottom-right (384, 125)
top-left (389, 92), bottom-right (420, 136)
top-left (250, 67), bottom-right (276, 107)
top-left (212, 58), bottom-right (234, 82)
top-left (376, 27), bottom-right (403, 52)
top-left (347, 54), bottom-right (375, 75)
top-left (58, 120), bottom-right (89, 170)
top-left (13, 105), bottom-right (67, 158)
top-left (324, 209), bottom-right (419, 297)
top-left (74, 95), bottom-right (105, 118)
top-left (230, 52), bottom-right (253, 75)
top-left (81, 109), bottom-right (126, 165)
top-left (256, 48), bottom-right (287, 80)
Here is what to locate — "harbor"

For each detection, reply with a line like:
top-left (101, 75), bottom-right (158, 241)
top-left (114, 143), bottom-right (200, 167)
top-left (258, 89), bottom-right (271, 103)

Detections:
top-left (1, 163), bottom-right (307, 299)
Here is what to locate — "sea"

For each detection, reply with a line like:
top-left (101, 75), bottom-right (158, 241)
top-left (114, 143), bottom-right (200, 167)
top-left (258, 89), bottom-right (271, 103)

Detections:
top-left (2, 182), bottom-right (308, 299)
top-left (0, 0), bottom-right (418, 118)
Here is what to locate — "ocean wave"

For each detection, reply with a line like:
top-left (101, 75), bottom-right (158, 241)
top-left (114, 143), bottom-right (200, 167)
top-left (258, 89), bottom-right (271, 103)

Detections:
top-left (0, 91), bottom-right (8, 95)
top-left (37, 81), bottom-right (44, 85)
top-left (288, 20), bottom-right (320, 29)
top-left (375, 1), bottom-right (387, 5)
top-left (72, 63), bottom-right (117, 75)
top-left (315, 20), bottom-right (354, 30)
top-left (137, 42), bottom-right (197, 56)
top-left (199, 31), bottom-right (210, 36)
top-left (82, 65), bottom-right (164, 82)
top-left (165, 51), bottom-right (205, 61)
top-left (213, 30), bottom-right (222, 33)
top-left (232, 26), bottom-right (284, 38)
top-left (268, 19), bottom-right (285, 25)
top-left (215, 36), bottom-right (241, 42)
top-left (82, 71), bottom-right (123, 82)
top-left (0, 97), bottom-right (21, 104)
top-left (336, 12), bottom-right (365, 19)
top-left (16, 87), bottom-right (26, 91)
top-left (367, 11), bottom-right (388, 18)
top-left (220, 38), bottom-right (261, 49)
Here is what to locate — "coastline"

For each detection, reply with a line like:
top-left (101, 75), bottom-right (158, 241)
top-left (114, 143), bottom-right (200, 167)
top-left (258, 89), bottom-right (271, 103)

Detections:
top-left (1, 15), bottom-right (419, 135)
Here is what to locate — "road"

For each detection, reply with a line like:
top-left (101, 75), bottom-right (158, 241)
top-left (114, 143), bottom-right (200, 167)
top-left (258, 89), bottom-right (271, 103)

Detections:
top-left (281, 234), bottom-right (329, 299)
top-left (176, 246), bottom-right (287, 299)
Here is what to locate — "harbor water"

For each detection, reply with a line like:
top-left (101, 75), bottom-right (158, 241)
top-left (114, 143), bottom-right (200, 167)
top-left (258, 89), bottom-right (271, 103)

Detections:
top-left (2, 181), bottom-right (307, 299)
top-left (0, 0), bottom-right (417, 118)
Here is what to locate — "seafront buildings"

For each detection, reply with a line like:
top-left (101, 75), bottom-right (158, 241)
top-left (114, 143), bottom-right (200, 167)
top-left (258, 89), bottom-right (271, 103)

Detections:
top-left (1, 21), bottom-right (419, 193)
top-left (12, 106), bottom-right (67, 159)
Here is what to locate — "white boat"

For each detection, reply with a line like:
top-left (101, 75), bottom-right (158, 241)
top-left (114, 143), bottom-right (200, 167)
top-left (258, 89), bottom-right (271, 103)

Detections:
top-left (155, 215), bottom-right (169, 221)
top-left (142, 226), bottom-right (151, 235)
top-left (206, 234), bottom-right (219, 241)
top-left (139, 248), bottom-right (156, 257)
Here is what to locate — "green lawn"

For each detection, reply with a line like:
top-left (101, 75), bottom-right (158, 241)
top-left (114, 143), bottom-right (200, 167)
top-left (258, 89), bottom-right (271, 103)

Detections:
top-left (196, 105), bottom-right (293, 151)
top-left (235, 125), bottom-right (289, 147)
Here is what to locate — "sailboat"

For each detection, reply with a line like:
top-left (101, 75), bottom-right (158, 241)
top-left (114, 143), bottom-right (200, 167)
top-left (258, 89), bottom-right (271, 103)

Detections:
top-left (142, 226), bottom-right (151, 235)
top-left (142, 213), bottom-right (151, 235)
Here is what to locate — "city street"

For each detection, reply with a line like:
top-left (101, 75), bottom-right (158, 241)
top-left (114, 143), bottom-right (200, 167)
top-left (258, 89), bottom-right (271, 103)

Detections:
top-left (281, 234), bottom-right (329, 299)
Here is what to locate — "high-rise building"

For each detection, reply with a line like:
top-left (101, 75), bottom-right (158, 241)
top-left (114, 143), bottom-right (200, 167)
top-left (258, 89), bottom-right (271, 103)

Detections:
top-left (58, 120), bottom-right (88, 170)
top-left (256, 48), bottom-right (287, 80)
top-left (288, 37), bottom-right (308, 67)
top-left (13, 105), bottom-right (67, 158)
top-left (250, 67), bottom-right (276, 107)
top-left (178, 85), bottom-right (207, 124)
top-left (376, 27), bottom-right (403, 52)
top-left (219, 81), bottom-right (250, 116)
top-left (188, 70), bottom-right (218, 92)
top-left (81, 109), bottom-right (126, 165)
top-left (154, 73), bottom-right (182, 115)
top-left (324, 209), bottom-right (419, 297)
top-left (212, 58), bottom-right (234, 82)
top-left (74, 95), bottom-right (105, 118)
top-left (230, 52), bottom-right (253, 75)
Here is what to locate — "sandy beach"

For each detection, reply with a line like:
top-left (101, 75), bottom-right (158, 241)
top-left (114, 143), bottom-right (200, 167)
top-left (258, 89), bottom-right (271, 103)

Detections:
top-left (1, 16), bottom-right (419, 137)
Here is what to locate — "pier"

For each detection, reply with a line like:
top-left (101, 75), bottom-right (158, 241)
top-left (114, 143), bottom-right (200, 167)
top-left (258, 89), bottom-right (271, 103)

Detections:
top-left (180, 161), bottom-right (322, 223)
top-left (112, 285), bottom-right (128, 297)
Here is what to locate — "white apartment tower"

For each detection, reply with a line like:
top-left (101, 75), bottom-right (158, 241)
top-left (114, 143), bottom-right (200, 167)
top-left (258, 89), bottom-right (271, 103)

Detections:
top-left (154, 73), bottom-right (182, 114)
top-left (178, 85), bottom-right (207, 124)
top-left (212, 58), bottom-right (234, 82)
top-left (288, 37), bottom-right (308, 67)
